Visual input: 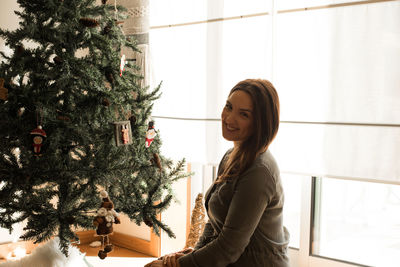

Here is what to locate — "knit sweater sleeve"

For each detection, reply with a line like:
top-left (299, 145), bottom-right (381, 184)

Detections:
top-left (193, 220), bottom-right (215, 250)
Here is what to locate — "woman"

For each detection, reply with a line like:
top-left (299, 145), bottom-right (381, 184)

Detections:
top-left (146, 79), bottom-right (290, 267)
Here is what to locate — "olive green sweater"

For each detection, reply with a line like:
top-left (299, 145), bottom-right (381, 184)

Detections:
top-left (178, 150), bottom-right (290, 267)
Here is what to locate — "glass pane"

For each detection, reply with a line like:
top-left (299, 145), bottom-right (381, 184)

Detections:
top-left (281, 173), bottom-right (302, 249)
top-left (312, 177), bottom-right (400, 266)
top-left (151, 15), bottom-right (272, 119)
top-left (150, 23), bottom-right (208, 119)
top-left (276, 1), bottom-right (400, 124)
top-left (271, 123), bottom-right (400, 184)
top-left (154, 118), bottom-right (231, 164)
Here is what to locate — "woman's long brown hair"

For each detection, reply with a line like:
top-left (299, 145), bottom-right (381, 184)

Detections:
top-left (217, 79), bottom-right (280, 182)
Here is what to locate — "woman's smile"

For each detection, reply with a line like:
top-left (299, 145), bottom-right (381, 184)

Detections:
top-left (221, 90), bottom-right (254, 145)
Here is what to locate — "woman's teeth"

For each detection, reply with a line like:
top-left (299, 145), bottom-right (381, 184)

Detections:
top-left (226, 125), bottom-right (237, 131)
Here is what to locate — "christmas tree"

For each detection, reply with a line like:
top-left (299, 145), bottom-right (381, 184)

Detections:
top-left (0, 0), bottom-right (187, 255)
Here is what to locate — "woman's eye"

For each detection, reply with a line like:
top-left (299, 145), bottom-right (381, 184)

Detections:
top-left (241, 112), bottom-right (249, 118)
top-left (225, 104), bottom-right (232, 110)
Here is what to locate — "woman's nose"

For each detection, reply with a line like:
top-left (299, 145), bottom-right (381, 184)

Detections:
top-left (224, 112), bottom-right (235, 124)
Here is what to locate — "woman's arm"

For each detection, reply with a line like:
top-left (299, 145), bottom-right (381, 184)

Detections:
top-left (194, 220), bottom-right (215, 250)
top-left (178, 166), bottom-right (275, 267)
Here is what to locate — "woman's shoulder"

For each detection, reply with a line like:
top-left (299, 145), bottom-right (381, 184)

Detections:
top-left (248, 150), bottom-right (280, 182)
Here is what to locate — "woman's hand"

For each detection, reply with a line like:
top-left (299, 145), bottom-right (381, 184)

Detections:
top-left (162, 252), bottom-right (183, 267)
top-left (144, 259), bottom-right (164, 267)
top-left (160, 247), bottom-right (193, 267)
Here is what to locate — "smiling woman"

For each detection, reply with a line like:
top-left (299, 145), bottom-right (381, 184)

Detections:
top-left (146, 79), bottom-right (289, 267)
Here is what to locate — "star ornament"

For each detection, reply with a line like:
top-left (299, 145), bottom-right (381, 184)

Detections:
top-left (0, 78), bottom-right (8, 101)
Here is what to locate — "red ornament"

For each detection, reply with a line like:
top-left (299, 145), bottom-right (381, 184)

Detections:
top-left (145, 121), bottom-right (156, 148)
top-left (30, 126), bottom-right (47, 156)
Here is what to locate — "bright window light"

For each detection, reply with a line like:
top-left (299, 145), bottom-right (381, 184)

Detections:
top-left (312, 177), bottom-right (400, 267)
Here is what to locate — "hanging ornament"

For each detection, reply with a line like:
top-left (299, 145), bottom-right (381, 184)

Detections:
top-left (112, 121), bottom-right (132, 146)
top-left (102, 98), bottom-right (110, 106)
top-left (30, 126), bottom-right (47, 156)
top-left (17, 107), bottom-right (25, 117)
top-left (15, 44), bottom-right (25, 56)
top-left (102, 25), bottom-right (112, 35)
top-left (145, 121), bottom-right (156, 148)
top-left (31, 109), bottom-right (46, 156)
top-left (53, 55), bottom-right (63, 65)
top-left (119, 54), bottom-right (126, 76)
top-left (79, 18), bottom-right (100, 28)
top-left (129, 115), bottom-right (136, 134)
top-left (105, 69), bottom-right (114, 84)
top-left (152, 153), bottom-right (162, 171)
top-left (0, 78), bottom-right (8, 101)
top-left (93, 190), bottom-right (121, 260)
top-left (143, 217), bottom-right (153, 227)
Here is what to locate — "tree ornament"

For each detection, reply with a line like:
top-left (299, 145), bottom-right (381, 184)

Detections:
top-left (79, 18), bottom-right (100, 28)
top-left (112, 121), bottom-right (132, 146)
top-left (120, 54), bottom-right (126, 76)
top-left (93, 190), bottom-right (120, 260)
top-left (0, 78), bottom-right (8, 101)
top-left (53, 56), bottom-right (63, 65)
top-left (144, 217), bottom-right (153, 227)
top-left (145, 121), bottom-right (156, 148)
top-left (102, 25), bottom-right (112, 35)
top-left (57, 109), bottom-right (70, 121)
top-left (105, 69), bottom-right (114, 84)
top-left (152, 153), bottom-right (162, 171)
top-left (102, 98), bottom-right (110, 106)
top-left (129, 115), bottom-right (136, 133)
top-left (15, 44), bottom-right (25, 56)
top-left (17, 107), bottom-right (25, 117)
top-left (30, 126), bottom-right (47, 156)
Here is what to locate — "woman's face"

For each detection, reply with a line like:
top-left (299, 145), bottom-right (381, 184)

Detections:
top-left (221, 90), bottom-right (254, 145)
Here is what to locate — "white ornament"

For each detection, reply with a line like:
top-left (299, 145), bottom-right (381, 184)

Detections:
top-left (120, 54), bottom-right (126, 76)
top-left (105, 214), bottom-right (114, 222)
top-left (97, 207), bottom-right (107, 216)
top-left (112, 210), bottom-right (119, 217)
top-left (100, 190), bottom-right (108, 198)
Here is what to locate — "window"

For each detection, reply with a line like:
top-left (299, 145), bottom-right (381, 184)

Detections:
top-left (312, 177), bottom-right (400, 267)
top-left (281, 173), bottom-right (302, 249)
